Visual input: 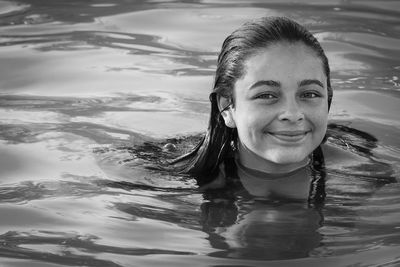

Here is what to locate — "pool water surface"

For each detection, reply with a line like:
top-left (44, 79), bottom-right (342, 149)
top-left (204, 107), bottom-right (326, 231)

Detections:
top-left (0, 0), bottom-right (400, 266)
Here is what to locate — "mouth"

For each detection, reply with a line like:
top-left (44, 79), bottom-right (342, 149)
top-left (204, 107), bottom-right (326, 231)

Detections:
top-left (267, 130), bottom-right (310, 142)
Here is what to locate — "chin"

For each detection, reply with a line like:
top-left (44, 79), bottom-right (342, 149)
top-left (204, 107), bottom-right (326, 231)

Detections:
top-left (266, 151), bottom-right (311, 165)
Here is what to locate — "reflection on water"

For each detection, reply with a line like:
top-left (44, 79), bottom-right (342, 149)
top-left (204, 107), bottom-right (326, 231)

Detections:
top-left (201, 199), bottom-right (324, 260)
top-left (1, 0), bottom-right (400, 266)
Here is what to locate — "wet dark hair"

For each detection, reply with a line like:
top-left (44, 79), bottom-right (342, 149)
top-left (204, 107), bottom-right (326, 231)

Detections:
top-left (172, 16), bottom-right (333, 185)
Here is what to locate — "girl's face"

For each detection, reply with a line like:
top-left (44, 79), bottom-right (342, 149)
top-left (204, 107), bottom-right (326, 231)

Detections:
top-left (222, 42), bottom-right (329, 173)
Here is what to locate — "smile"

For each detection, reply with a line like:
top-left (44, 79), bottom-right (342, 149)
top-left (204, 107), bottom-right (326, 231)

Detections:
top-left (268, 130), bottom-right (310, 142)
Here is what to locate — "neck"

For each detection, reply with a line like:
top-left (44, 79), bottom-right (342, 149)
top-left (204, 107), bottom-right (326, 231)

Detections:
top-left (235, 143), bottom-right (312, 199)
top-left (237, 141), bottom-right (310, 174)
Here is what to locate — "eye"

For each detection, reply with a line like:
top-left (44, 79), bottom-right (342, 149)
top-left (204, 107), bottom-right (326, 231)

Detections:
top-left (255, 93), bottom-right (278, 100)
top-left (301, 91), bottom-right (321, 99)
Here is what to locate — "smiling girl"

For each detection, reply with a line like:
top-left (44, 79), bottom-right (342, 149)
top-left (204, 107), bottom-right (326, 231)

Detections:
top-left (172, 16), bottom-right (332, 202)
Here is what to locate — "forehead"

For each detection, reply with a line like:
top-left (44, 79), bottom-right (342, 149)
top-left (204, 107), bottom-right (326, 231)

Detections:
top-left (241, 42), bottom-right (326, 81)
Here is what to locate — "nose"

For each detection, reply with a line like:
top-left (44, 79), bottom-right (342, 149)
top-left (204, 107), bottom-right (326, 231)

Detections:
top-left (277, 99), bottom-right (304, 122)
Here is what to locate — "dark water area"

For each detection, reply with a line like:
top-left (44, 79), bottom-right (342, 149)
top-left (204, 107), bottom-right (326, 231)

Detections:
top-left (0, 0), bottom-right (400, 266)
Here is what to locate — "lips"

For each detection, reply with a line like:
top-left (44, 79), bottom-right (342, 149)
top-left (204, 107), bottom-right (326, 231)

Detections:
top-left (268, 130), bottom-right (310, 142)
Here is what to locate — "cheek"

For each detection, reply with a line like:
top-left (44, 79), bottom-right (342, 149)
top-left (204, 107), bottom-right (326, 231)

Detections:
top-left (234, 109), bottom-right (272, 133)
top-left (306, 102), bottom-right (328, 122)
top-left (312, 111), bottom-right (328, 134)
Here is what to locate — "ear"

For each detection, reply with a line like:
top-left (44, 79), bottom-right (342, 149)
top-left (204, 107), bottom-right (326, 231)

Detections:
top-left (217, 95), bottom-right (236, 128)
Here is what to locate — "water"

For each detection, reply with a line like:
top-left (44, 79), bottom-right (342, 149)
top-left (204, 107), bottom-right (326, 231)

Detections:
top-left (0, 0), bottom-right (400, 266)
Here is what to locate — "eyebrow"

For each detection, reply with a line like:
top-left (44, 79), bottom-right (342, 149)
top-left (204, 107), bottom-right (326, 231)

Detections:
top-left (248, 79), bottom-right (324, 90)
top-left (248, 80), bottom-right (281, 90)
top-left (298, 79), bottom-right (324, 88)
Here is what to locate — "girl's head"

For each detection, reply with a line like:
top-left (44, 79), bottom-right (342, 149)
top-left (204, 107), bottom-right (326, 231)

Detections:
top-left (175, 16), bottom-right (332, 181)
top-left (213, 16), bottom-right (332, 108)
